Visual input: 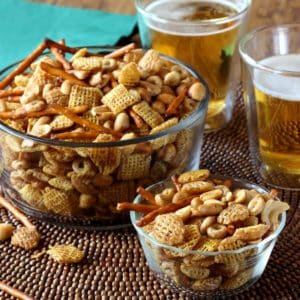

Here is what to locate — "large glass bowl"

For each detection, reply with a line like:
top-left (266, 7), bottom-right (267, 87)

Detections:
top-left (0, 47), bottom-right (209, 229)
top-left (131, 176), bottom-right (286, 297)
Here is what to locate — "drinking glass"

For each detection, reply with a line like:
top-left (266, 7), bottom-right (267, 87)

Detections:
top-left (136, 0), bottom-right (251, 131)
top-left (240, 24), bottom-right (300, 189)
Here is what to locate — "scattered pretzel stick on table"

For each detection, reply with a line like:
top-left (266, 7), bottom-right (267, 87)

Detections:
top-left (0, 281), bottom-right (34, 300)
top-left (136, 196), bottom-right (194, 227)
top-left (40, 62), bottom-right (88, 86)
top-left (116, 202), bottom-right (159, 214)
top-left (0, 195), bottom-right (35, 229)
top-left (0, 41), bottom-right (48, 89)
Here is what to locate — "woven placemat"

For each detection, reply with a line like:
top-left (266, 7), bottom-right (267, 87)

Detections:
top-left (0, 92), bottom-right (299, 300)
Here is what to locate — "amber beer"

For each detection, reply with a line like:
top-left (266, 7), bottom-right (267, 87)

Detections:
top-left (144, 0), bottom-right (242, 129)
top-left (254, 54), bottom-right (300, 179)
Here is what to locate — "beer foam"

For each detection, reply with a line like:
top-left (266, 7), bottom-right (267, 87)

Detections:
top-left (254, 54), bottom-right (300, 101)
top-left (144, 0), bottom-right (242, 36)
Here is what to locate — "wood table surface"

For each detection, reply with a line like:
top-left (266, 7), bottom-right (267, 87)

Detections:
top-left (36, 0), bottom-right (300, 29)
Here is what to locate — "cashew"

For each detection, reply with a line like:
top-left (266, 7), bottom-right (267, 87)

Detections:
top-left (261, 199), bottom-right (290, 229)
top-left (155, 188), bottom-right (176, 206)
top-left (248, 195), bottom-right (265, 216)
top-left (24, 100), bottom-right (46, 112)
top-left (199, 189), bottom-right (223, 201)
top-left (147, 75), bottom-right (163, 88)
top-left (233, 189), bottom-right (247, 203)
top-left (200, 216), bottom-right (216, 234)
top-left (114, 112), bottom-right (130, 131)
top-left (175, 205), bottom-right (192, 222)
top-left (182, 181), bottom-right (214, 195)
top-left (156, 93), bottom-right (175, 105)
top-left (89, 72), bottom-right (102, 86)
top-left (207, 224), bottom-right (227, 239)
top-left (191, 197), bottom-right (204, 209)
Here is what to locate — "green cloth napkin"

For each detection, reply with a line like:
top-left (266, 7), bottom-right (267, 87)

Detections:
top-left (0, 0), bottom-right (136, 70)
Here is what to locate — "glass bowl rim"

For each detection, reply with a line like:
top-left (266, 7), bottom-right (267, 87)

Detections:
top-left (135, 0), bottom-right (251, 27)
top-left (0, 46), bottom-right (209, 148)
top-left (130, 174), bottom-right (287, 256)
top-left (239, 23), bottom-right (300, 77)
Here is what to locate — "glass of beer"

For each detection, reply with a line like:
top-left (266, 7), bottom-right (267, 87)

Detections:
top-left (240, 24), bottom-right (300, 189)
top-left (136, 0), bottom-right (251, 131)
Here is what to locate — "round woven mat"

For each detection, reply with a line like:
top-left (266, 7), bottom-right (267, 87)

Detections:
top-left (0, 92), bottom-right (299, 300)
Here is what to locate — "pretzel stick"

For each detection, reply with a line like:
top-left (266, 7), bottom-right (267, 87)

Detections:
top-left (116, 202), bottom-right (159, 214)
top-left (40, 62), bottom-right (88, 86)
top-left (53, 131), bottom-right (98, 140)
top-left (50, 104), bottom-right (123, 138)
top-left (129, 109), bottom-right (144, 128)
top-left (0, 89), bottom-right (23, 98)
top-left (136, 186), bottom-right (156, 205)
top-left (165, 88), bottom-right (188, 116)
top-left (0, 281), bottom-right (34, 300)
top-left (105, 43), bottom-right (136, 58)
top-left (171, 175), bottom-right (181, 192)
top-left (0, 105), bottom-right (88, 120)
top-left (0, 41), bottom-right (47, 89)
top-left (45, 38), bottom-right (100, 57)
top-left (50, 40), bottom-right (71, 70)
top-left (0, 195), bottom-right (35, 229)
top-left (136, 196), bottom-right (194, 227)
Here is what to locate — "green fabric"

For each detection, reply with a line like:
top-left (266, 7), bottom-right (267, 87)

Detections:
top-left (0, 0), bottom-right (136, 69)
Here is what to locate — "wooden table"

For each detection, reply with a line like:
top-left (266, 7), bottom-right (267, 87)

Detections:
top-left (37, 0), bottom-right (300, 29)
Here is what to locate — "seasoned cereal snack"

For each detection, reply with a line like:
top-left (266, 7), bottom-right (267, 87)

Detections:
top-left (120, 169), bottom-right (289, 294)
top-left (0, 39), bottom-right (207, 219)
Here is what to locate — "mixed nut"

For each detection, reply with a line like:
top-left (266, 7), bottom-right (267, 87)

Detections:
top-left (0, 39), bottom-right (207, 218)
top-left (120, 169), bottom-right (290, 292)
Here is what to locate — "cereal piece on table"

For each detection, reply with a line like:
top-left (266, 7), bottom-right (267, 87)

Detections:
top-left (0, 223), bottom-right (15, 241)
top-left (178, 169), bottom-right (210, 184)
top-left (221, 269), bottom-right (253, 290)
top-left (192, 276), bottom-right (222, 291)
top-left (47, 244), bottom-right (84, 264)
top-left (117, 153), bottom-right (151, 180)
top-left (102, 84), bottom-right (139, 114)
top-left (217, 204), bottom-right (250, 225)
top-left (88, 134), bottom-right (121, 175)
top-left (152, 213), bottom-right (185, 246)
top-left (118, 62), bottom-right (140, 86)
top-left (132, 101), bottom-right (164, 128)
top-left (50, 115), bottom-right (74, 131)
top-left (42, 187), bottom-right (78, 216)
top-left (180, 264), bottom-right (210, 280)
top-left (233, 224), bottom-right (270, 241)
top-left (218, 236), bottom-right (247, 251)
top-left (11, 227), bottom-right (40, 250)
top-left (49, 177), bottom-right (74, 192)
top-left (99, 181), bottom-right (135, 206)
top-left (150, 117), bottom-right (178, 150)
top-left (44, 87), bottom-right (69, 106)
top-left (68, 85), bottom-right (101, 108)
top-left (138, 49), bottom-right (163, 74)
top-left (72, 56), bottom-right (102, 71)
top-left (19, 184), bottom-right (45, 210)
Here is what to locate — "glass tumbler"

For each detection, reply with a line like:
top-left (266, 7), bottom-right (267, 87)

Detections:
top-left (240, 24), bottom-right (300, 189)
top-left (136, 0), bottom-right (251, 131)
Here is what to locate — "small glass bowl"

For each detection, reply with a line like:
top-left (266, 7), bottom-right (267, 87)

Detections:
top-left (0, 47), bottom-right (209, 229)
top-left (130, 176), bottom-right (286, 297)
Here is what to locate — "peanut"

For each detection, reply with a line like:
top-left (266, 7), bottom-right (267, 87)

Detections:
top-left (114, 112), bottom-right (130, 131)
top-left (207, 224), bottom-right (227, 239)
top-left (164, 71), bottom-right (181, 87)
top-left (188, 82), bottom-right (206, 101)
top-left (248, 195), bottom-right (265, 216)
